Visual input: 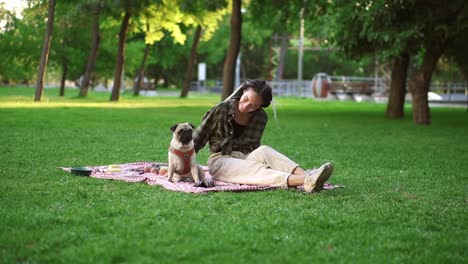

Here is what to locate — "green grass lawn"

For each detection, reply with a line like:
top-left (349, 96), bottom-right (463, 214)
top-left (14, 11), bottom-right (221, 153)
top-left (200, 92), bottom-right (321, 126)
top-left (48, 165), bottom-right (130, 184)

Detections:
top-left (1, 87), bottom-right (467, 263)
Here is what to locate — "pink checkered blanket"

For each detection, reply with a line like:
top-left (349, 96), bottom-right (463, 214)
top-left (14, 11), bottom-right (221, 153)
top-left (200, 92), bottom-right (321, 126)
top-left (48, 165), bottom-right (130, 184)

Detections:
top-left (61, 162), bottom-right (343, 194)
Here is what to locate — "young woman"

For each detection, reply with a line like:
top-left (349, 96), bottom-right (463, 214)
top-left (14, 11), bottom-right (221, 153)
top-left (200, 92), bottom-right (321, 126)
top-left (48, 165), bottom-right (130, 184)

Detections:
top-left (193, 79), bottom-right (333, 193)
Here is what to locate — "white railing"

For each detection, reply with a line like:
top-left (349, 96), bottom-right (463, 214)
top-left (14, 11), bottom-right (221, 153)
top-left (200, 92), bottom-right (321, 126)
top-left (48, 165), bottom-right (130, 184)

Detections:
top-left (189, 78), bottom-right (468, 103)
top-left (269, 80), bottom-right (313, 97)
top-left (190, 80), bottom-right (223, 93)
top-left (429, 81), bottom-right (467, 102)
top-left (268, 77), bottom-right (389, 97)
top-left (328, 75), bottom-right (390, 95)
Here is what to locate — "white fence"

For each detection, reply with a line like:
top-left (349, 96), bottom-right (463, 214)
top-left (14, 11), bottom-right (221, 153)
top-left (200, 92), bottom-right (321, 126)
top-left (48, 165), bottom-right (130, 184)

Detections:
top-left (189, 77), bottom-right (468, 103)
top-left (269, 80), bottom-right (313, 97)
top-left (269, 78), bottom-right (467, 103)
top-left (269, 76), bottom-right (389, 98)
top-left (429, 81), bottom-right (467, 102)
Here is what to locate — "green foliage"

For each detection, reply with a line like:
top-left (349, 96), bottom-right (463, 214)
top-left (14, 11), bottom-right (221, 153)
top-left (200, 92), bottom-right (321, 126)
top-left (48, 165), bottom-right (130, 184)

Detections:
top-left (124, 41), bottom-right (147, 77)
top-left (178, 0), bottom-right (228, 41)
top-left (49, 2), bottom-right (92, 81)
top-left (283, 50), bottom-right (374, 79)
top-left (330, 1), bottom-right (413, 60)
top-left (0, 5), bottom-right (45, 83)
top-left (443, 12), bottom-right (468, 80)
top-left (93, 16), bottom-right (120, 79)
top-left (132, 0), bottom-right (227, 46)
top-left (197, 10), bottom-right (276, 80)
top-left (249, 0), bottom-right (326, 34)
top-left (0, 88), bottom-right (467, 263)
top-left (143, 1), bottom-right (193, 45)
top-left (145, 28), bottom-right (192, 85)
top-left (1, 0), bottom-right (464, 87)
top-left (328, 0), bottom-right (468, 64)
top-left (197, 15), bottom-right (230, 66)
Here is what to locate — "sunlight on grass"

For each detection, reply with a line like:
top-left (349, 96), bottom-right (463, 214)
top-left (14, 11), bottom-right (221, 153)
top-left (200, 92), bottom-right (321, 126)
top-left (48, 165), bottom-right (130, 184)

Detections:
top-left (0, 99), bottom-right (219, 108)
top-left (0, 87), bottom-right (220, 108)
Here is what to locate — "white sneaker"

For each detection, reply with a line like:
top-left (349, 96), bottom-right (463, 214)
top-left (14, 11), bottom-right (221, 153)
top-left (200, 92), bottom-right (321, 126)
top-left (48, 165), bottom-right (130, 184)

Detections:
top-left (304, 162), bottom-right (334, 193)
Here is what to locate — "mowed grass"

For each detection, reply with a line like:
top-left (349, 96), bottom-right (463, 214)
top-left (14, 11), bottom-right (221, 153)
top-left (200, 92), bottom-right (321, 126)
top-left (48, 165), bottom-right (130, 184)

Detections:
top-left (1, 87), bottom-right (466, 263)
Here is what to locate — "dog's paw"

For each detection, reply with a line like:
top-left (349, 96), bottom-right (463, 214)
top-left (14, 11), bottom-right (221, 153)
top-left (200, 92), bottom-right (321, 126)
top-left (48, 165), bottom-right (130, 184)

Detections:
top-left (201, 179), bottom-right (215, 188)
top-left (194, 180), bottom-right (203, 187)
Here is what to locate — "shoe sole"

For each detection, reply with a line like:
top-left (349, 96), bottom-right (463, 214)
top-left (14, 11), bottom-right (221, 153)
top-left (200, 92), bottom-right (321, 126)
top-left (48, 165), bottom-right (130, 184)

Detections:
top-left (312, 163), bottom-right (333, 193)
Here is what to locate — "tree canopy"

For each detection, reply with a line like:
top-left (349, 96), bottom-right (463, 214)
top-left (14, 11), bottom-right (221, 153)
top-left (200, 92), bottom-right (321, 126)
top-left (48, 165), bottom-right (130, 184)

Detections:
top-left (0, 0), bottom-right (466, 124)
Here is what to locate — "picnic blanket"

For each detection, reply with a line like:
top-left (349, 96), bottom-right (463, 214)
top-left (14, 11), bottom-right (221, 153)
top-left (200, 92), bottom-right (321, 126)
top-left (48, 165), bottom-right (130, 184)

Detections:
top-left (61, 162), bottom-right (344, 194)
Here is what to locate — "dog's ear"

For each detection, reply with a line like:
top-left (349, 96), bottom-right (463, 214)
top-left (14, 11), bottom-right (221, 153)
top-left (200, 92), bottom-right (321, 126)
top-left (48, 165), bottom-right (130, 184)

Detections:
top-left (188, 123), bottom-right (195, 129)
top-left (170, 124), bottom-right (179, 132)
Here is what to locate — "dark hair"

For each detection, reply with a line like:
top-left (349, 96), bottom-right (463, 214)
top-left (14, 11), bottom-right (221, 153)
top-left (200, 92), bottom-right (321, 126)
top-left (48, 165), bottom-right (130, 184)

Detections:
top-left (240, 79), bottom-right (273, 108)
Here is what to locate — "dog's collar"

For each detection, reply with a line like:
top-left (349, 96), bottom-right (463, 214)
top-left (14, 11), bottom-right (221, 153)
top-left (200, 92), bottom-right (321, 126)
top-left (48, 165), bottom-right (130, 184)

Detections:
top-left (169, 146), bottom-right (195, 174)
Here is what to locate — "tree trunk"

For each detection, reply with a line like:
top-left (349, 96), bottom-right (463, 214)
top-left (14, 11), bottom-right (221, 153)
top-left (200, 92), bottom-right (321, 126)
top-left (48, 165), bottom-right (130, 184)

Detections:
top-left (180, 26), bottom-right (202, 98)
top-left (221, 0), bottom-right (242, 100)
top-left (409, 42), bottom-right (446, 125)
top-left (59, 57), bottom-right (68, 96)
top-left (386, 53), bottom-right (409, 118)
top-left (134, 43), bottom-right (151, 96)
top-left (110, 12), bottom-right (131, 101)
top-left (59, 35), bottom-right (68, 97)
top-left (34, 0), bottom-right (56, 101)
top-left (275, 35), bottom-right (289, 81)
top-left (80, 3), bottom-right (101, 97)
top-left (162, 75), bottom-right (169, 87)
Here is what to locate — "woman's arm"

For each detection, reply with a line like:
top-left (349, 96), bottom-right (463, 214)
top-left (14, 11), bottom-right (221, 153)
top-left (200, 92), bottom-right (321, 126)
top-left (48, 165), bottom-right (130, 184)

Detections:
top-left (193, 108), bottom-right (215, 153)
top-left (249, 109), bottom-right (268, 150)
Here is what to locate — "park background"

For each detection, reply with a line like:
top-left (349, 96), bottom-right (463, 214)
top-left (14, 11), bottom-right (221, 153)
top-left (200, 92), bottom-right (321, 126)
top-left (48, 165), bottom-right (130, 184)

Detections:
top-left (1, 0), bottom-right (467, 125)
top-left (1, 0), bottom-right (467, 263)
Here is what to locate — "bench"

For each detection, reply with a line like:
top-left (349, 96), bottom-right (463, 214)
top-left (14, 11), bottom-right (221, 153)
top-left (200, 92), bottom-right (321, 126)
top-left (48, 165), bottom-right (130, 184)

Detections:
top-left (330, 82), bottom-right (374, 95)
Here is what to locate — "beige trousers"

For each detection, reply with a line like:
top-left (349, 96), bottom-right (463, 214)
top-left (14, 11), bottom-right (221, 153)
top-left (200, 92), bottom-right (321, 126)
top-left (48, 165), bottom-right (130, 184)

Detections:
top-left (207, 145), bottom-right (299, 188)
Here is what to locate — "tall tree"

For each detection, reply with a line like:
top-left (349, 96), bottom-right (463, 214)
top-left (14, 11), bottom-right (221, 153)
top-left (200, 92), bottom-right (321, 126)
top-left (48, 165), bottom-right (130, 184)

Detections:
top-left (386, 53), bottom-right (409, 118)
top-left (331, 1), bottom-right (415, 119)
top-left (110, 0), bottom-right (153, 101)
top-left (130, 0), bottom-right (226, 96)
top-left (179, 0), bottom-right (228, 98)
top-left (34, 0), bottom-right (57, 101)
top-left (275, 35), bottom-right (289, 81)
top-left (134, 39), bottom-right (151, 95)
top-left (221, 0), bottom-right (241, 100)
top-left (249, 0), bottom-right (327, 81)
top-left (110, 11), bottom-right (131, 101)
top-left (407, 1), bottom-right (467, 124)
top-left (330, 0), bottom-right (468, 124)
top-left (43, 0), bottom-right (94, 95)
top-left (408, 40), bottom-right (444, 124)
top-left (180, 26), bottom-right (202, 98)
top-left (80, 0), bottom-right (102, 97)
top-left (59, 35), bottom-right (68, 96)
top-left (52, 2), bottom-right (89, 96)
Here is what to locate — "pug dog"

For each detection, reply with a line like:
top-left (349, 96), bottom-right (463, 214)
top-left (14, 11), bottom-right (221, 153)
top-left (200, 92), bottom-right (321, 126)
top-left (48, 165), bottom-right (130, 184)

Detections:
top-left (167, 122), bottom-right (214, 187)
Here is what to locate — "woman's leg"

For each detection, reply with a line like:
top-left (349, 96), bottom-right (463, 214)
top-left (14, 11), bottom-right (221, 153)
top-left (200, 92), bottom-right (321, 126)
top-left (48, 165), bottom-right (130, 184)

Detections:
top-left (246, 146), bottom-right (334, 191)
top-left (207, 152), bottom-right (290, 188)
top-left (287, 173), bottom-right (306, 187)
top-left (245, 145), bottom-right (300, 173)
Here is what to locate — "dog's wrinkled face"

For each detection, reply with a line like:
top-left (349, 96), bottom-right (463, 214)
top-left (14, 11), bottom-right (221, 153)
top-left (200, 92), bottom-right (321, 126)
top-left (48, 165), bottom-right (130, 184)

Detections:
top-left (170, 123), bottom-right (195, 145)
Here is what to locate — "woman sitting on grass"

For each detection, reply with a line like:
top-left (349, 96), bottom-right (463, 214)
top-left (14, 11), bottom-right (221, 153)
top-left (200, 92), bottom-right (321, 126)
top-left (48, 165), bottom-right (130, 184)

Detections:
top-left (193, 79), bottom-right (333, 193)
